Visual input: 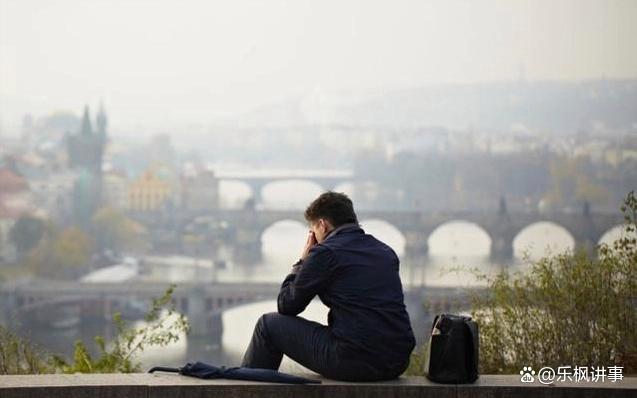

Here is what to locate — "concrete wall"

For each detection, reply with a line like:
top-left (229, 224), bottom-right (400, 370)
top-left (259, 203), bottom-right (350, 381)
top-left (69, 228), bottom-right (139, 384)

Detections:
top-left (0, 374), bottom-right (635, 398)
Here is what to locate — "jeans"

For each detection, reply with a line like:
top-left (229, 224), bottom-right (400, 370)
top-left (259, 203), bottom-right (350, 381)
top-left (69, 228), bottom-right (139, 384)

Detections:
top-left (240, 312), bottom-right (410, 382)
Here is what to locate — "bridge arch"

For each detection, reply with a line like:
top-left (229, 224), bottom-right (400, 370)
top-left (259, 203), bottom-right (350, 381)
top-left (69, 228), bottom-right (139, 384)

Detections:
top-left (218, 179), bottom-right (253, 209)
top-left (513, 221), bottom-right (575, 261)
top-left (332, 181), bottom-right (355, 198)
top-left (261, 179), bottom-right (325, 210)
top-left (598, 224), bottom-right (635, 246)
top-left (359, 218), bottom-right (406, 257)
top-left (260, 219), bottom-right (307, 264)
top-left (427, 220), bottom-right (492, 257)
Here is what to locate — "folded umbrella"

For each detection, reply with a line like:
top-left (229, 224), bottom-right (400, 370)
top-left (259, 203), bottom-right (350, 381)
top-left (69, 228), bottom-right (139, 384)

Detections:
top-left (148, 361), bottom-right (322, 384)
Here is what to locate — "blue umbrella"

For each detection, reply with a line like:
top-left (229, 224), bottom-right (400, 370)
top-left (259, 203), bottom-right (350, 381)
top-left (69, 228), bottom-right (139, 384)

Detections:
top-left (148, 361), bottom-right (322, 384)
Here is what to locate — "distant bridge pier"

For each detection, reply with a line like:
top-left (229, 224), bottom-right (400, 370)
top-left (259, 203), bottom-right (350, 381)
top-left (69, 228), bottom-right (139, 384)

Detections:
top-left (402, 231), bottom-right (429, 286)
top-left (571, 208), bottom-right (605, 257)
top-left (406, 287), bottom-right (476, 346)
top-left (487, 199), bottom-right (516, 263)
top-left (244, 180), bottom-right (265, 207)
top-left (102, 297), bottom-right (113, 322)
top-left (572, 218), bottom-right (602, 257)
top-left (208, 312), bottom-right (223, 339)
top-left (403, 231), bottom-right (429, 260)
top-left (490, 233), bottom-right (514, 262)
top-left (233, 226), bottom-right (263, 265)
top-left (0, 291), bottom-right (16, 329)
top-left (177, 289), bottom-right (231, 339)
top-left (574, 239), bottom-right (599, 257)
top-left (180, 287), bottom-right (210, 337)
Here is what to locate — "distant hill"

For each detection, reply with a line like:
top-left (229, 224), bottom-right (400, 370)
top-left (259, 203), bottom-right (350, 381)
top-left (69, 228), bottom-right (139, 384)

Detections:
top-left (230, 80), bottom-right (637, 133)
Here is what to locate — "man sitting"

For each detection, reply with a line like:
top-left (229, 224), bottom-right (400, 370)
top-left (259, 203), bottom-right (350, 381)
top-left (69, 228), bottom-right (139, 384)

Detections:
top-left (241, 191), bottom-right (416, 381)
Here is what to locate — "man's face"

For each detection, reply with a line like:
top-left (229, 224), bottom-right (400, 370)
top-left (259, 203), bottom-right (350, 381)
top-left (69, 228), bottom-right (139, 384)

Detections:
top-left (309, 218), bottom-right (334, 243)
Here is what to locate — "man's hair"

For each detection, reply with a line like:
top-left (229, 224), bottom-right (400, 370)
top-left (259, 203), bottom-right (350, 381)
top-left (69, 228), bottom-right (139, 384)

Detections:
top-left (304, 191), bottom-right (359, 227)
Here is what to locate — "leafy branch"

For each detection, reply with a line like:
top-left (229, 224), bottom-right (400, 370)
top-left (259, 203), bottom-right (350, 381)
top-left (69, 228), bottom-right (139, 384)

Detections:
top-left (51, 283), bottom-right (191, 373)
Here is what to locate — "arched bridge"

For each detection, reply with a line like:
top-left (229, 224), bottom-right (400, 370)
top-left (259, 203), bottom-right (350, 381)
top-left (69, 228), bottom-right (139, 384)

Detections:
top-left (0, 280), bottom-right (478, 337)
top-left (215, 169), bottom-right (354, 205)
top-left (171, 207), bottom-right (625, 263)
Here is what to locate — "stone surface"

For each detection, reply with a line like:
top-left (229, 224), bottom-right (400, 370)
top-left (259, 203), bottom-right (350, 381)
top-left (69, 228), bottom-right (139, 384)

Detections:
top-left (0, 373), bottom-right (635, 398)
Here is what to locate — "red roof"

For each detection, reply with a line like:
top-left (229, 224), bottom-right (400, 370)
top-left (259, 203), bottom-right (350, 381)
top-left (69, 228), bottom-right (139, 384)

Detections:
top-left (0, 202), bottom-right (23, 219)
top-left (0, 168), bottom-right (28, 193)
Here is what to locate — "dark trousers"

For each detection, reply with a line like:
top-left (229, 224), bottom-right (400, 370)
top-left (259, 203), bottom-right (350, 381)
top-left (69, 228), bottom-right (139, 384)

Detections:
top-left (240, 311), bottom-right (409, 381)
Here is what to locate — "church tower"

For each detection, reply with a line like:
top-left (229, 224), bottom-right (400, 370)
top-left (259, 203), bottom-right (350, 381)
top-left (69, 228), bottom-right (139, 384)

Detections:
top-left (67, 104), bottom-right (107, 172)
top-left (67, 103), bottom-right (108, 227)
top-left (80, 105), bottom-right (93, 136)
top-left (96, 101), bottom-right (107, 138)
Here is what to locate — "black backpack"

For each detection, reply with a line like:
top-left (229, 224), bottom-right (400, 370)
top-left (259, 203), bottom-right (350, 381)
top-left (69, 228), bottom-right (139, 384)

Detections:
top-left (423, 313), bottom-right (479, 383)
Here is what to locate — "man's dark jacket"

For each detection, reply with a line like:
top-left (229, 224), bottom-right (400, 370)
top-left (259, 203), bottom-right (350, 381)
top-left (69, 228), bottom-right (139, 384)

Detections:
top-left (277, 223), bottom-right (416, 371)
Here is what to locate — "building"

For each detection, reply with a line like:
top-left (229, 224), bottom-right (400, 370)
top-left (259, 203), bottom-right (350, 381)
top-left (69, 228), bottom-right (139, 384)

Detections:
top-left (0, 167), bottom-right (31, 214)
top-left (29, 171), bottom-right (76, 222)
top-left (180, 169), bottom-right (219, 211)
top-left (128, 169), bottom-right (173, 212)
top-left (102, 170), bottom-right (130, 210)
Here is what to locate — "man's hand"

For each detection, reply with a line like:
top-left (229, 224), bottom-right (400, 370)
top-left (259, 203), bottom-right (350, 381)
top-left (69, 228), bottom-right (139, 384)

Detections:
top-left (300, 230), bottom-right (318, 261)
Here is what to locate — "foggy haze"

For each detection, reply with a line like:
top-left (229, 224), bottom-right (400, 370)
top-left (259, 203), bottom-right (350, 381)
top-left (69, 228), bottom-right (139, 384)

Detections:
top-left (1, 0), bottom-right (637, 133)
top-left (1, 0), bottom-right (637, 378)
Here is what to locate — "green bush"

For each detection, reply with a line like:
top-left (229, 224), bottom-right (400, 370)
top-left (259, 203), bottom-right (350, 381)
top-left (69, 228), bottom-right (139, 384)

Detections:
top-left (0, 326), bottom-right (50, 374)
top-left (0, 284), bottom-right (190, 374)
top-left (407, 191), bottom-right (637, 375)
top-left (52, 283), bottom-right (190, 373)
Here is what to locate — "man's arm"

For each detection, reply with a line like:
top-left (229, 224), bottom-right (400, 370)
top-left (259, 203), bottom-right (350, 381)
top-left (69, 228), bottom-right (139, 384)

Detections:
top-left (277, 244), bottom-right (334, 316)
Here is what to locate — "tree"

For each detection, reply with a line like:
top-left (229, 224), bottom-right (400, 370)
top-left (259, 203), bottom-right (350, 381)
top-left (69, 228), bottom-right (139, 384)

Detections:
top-left (92, 207), bottom-right (147, 253)
top-left (0, 326), bottom-right (49, 374)
top-left (25, 226), bottom-right (94, 279)
top-left (545, 156), bottom-right (610, 209)
top-left (9, 215), bottom-right (45, 260)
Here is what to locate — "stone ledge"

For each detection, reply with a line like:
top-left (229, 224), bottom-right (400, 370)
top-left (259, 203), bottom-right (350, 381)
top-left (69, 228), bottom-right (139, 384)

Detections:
top-left (0, 373), bottom-right (635, 398)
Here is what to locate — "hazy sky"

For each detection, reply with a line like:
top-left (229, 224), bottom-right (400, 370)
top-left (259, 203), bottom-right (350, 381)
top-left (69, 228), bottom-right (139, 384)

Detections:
top-left (1, 0), bottom-right (636, 132)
